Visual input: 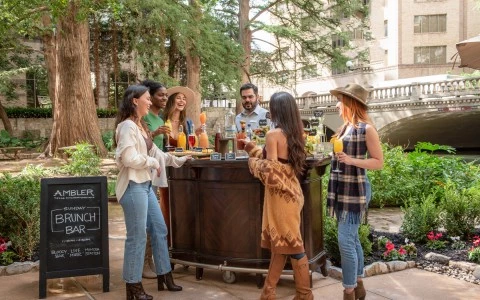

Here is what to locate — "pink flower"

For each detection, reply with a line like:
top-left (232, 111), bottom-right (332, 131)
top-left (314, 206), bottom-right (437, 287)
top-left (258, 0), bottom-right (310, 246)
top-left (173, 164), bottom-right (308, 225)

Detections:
top-left (427, 232), bottom-right (434, 240)
top-left (386, 241), bottom-right (395, 251)
top-left (0, 243), bottom-right (6, 253)
top-left (398, 247), bottom-right (406, 255)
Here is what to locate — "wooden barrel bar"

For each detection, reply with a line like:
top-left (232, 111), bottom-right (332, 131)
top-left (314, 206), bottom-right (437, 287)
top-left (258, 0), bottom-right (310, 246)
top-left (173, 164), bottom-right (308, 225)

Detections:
top-left (167, 157), bottom-right (330, 285)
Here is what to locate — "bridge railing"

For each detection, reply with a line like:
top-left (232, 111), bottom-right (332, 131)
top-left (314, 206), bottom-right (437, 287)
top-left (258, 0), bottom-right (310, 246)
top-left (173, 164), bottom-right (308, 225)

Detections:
top-left (290, 76), bottom-right (480, 109)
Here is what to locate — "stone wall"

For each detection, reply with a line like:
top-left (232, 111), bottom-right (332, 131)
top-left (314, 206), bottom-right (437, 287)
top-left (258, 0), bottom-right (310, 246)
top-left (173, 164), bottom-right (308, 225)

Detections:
top-left (1, 107), bottom-right (230, 138)
top-left (0, 117), bottom-right (117, 138)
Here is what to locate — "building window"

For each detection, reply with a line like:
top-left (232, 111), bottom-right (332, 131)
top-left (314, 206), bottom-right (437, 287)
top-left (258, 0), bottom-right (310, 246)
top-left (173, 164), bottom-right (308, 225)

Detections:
top-left (351, 27), bottom-right (364, 40)
top-left (384, 20), bottom-right (388, 37)
top-left (414, 46), bottom-right (446, 64)
top-left (301, 65), bottom-right (317, 80)
top-left (332, 35), bottom-right (346, 48)
top-left (414, 14), bottom-right (446, 33)
top-left (384, 50), bottom-right (388, 66)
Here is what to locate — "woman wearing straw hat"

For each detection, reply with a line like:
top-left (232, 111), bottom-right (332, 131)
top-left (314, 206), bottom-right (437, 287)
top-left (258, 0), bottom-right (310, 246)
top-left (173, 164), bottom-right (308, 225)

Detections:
top-left (327, 83), bottom-right (383, 300)
top-left (163, 86), bottom-right (196, 147)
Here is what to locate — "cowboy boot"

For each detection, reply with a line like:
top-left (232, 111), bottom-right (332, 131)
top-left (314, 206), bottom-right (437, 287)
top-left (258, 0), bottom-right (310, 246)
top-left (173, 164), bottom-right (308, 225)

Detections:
top-left (142, 235), bottom-right (156, 279)
top-left (343, 290), bottom-right (355, 300)
top-left (355, 281), bottom-right (366, 300)
top-left (291, 256), bottom-right (313, 300)
top-left (158, 272), bottom-right (182, 291)
top-left (260, 253), bottom-right (287, 300)
top-left (125, 282), bottom-right (153, 300)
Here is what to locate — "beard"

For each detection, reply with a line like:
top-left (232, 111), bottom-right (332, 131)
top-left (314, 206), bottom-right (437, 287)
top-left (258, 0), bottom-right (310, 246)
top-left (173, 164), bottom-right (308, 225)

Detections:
top-left (242, 101), bottom-right (257, 112)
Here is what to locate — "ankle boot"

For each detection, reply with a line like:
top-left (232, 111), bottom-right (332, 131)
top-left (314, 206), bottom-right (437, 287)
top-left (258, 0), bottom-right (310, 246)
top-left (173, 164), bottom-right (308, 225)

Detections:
top-left (260, 253), bottom-right (287, 300)
top-left (355, 281), bottom-right (366, 300)
top-left (291, 256), bottom-right (313, 300)
top-left (125, 282), bottom-right (153, 300)
top-left (142, 235), bottom-right (157, 279)
top-left (158, 272), bottom-right (182, 291)
top-left (343, 290), bottom-right (355, 300)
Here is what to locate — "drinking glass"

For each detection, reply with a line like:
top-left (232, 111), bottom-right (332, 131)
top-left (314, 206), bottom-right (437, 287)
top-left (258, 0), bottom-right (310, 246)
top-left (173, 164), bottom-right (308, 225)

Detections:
top-left (188, 134), bottom-right (196, 150)
top-left (164, 120), bottom-right (172, 147)
top-left (332, 138), bottom-right (343, 173)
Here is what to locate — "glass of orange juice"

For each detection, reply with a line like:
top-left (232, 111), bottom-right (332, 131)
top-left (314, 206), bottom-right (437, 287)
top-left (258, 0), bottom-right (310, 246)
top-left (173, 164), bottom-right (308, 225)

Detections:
top-left (332, 138), bottom-right (343, 173)
top-left (165, 120), bottom-right (172, 147)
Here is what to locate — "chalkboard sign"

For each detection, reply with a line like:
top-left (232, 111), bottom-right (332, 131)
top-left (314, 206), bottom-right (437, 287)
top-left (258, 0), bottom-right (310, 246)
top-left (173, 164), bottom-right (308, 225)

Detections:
top-left (210, 153), bottom-right (222, 160)
top-left (39, 176), bottom-right (109, 298)
top-left (258, 119), bottom-right (268, 126)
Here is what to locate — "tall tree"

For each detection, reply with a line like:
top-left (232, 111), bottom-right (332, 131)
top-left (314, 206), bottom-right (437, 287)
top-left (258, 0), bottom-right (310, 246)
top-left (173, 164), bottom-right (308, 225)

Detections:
top-left (46, 0), bottom-right (107, 156)
top-left (216, 0), bottom-right (369, 99)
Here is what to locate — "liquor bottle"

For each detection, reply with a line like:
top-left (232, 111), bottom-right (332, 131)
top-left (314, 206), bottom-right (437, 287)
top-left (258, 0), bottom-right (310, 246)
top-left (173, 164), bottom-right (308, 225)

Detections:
top-left (246, 123), bottom-right (253, 141)
top-left (214, 125), bottom-right (222, 153)
top-left (177, 125), bottom-right (186, 150)
top-left (224, 103), bottom-right (236, 138)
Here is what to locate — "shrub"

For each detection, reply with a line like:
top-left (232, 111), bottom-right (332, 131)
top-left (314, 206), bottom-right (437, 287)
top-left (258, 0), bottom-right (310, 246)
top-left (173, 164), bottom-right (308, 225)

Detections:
top-left (0, 171), bottom-right (43, 260)
top-left (426, 231), bottom-right (447, 250)
top-left (400, 194), bottom-right (442, 243)
top-left (102, 131), bottom-right (115, 152)
top-left (61, 142), bottom-right (101, 176)
top-left (468, 236), bottom-right (480, 263)
top-left (440, 182), bottom-right (480, 240)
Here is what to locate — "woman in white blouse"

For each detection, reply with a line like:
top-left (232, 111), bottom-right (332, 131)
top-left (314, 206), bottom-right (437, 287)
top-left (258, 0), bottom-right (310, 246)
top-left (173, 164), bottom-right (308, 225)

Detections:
top-left (115, 85), bottom-right (191, 300)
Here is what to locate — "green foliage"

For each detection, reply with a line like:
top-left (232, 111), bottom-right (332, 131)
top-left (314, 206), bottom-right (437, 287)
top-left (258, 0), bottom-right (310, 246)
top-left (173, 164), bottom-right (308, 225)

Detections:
top-left (0, 171), bottom-right (42, 260)
top-left (107, 178), bottom-right (116, 197)
top-left (369, 142), bottom-right (480, 207)
top-left (0, 129), bottom-right (46, 149)
top-left (359, 222), bottom-right (373, 257)
top-left (61, 143), bottom-right (101, 176)
top-left (102, 131), bottom-right (115, 152)
top-left (0, 250), bottom-right (17, 265)
top-left (377, 236), bottom-right (389, 249)
top-left (400, 195), bottom-right (442, 243)
top-left (440, 182), bottom-right (480, 239)
top-left (468, 247), bottom-right (480, 263)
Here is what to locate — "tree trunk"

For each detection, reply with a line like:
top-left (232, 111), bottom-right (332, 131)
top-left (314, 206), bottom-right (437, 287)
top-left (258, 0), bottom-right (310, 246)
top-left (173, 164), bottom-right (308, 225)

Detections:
top-left (238, 0), bottom-right (252, 114)
top-left (186, 0), bottom-right (202, 128)
top-left (45, 1), bottom-right (107, 157)
top-left (0, 101), bottom-right (13, 135)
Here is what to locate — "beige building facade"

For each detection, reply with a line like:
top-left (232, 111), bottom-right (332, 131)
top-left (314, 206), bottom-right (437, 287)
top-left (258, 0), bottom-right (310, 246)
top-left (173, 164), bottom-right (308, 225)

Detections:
top-left (257, 0), bottom-right (480, 99)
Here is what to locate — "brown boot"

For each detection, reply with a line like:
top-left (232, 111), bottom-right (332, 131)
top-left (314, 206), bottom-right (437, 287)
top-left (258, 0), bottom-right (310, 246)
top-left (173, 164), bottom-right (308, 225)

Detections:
top-left (343, 290), bottom-right (355, 300)
top-left (355, 281), bottom-right (366, 300)
top-left (142, 235), bottom-right (157, 279)
top-left (260, 253), bottom-right (287, 299)
top-left (291, 256), bottom-right (313, 300)
top-left (126, 282), bottom-right (153, 300)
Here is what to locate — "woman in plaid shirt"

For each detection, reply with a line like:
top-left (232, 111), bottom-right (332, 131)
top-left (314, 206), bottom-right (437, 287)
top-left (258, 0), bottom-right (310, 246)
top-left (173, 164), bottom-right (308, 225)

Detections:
top-left (327, 83), bottom-right (383, 300)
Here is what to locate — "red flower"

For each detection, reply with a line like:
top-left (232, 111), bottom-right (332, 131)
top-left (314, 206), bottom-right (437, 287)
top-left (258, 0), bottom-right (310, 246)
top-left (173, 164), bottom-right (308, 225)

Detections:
top-left (398, 247), bottom-right (406, 255)
top-left (386, 241), bottom-right (395, 251)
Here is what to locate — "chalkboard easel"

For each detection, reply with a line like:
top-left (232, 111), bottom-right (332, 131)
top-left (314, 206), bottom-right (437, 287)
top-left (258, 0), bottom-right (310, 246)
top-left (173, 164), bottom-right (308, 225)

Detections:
top-left (39, 176), bottom-right (109, 298)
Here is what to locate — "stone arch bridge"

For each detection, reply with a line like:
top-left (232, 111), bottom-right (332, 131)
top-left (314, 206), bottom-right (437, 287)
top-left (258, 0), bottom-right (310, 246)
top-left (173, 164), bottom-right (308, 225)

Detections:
top-left (288, 77), bottom-right (480, 150)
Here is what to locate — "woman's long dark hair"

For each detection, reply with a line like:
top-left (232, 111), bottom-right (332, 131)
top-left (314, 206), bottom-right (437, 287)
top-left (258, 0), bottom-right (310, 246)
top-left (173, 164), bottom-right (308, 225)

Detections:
top-left (114, 85), bottom-right (150, 147)
top-left (163, 92), bottom-right (188, 131)
top-left (269, 92), bottom-right (306, 175)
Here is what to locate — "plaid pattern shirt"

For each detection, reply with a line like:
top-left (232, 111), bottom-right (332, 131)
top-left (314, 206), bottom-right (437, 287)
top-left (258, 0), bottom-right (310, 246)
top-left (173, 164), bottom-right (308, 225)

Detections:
top-left (327, 123), bottom-right (368, 224)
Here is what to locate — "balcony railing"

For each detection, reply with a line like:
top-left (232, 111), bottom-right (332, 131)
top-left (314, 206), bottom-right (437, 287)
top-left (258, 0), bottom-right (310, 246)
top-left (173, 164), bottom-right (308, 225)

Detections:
top-left (289, 76), bottom-right (480, 110)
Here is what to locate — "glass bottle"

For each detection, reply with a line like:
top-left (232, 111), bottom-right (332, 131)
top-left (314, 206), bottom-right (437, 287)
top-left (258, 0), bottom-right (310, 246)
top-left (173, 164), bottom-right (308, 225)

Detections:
top-left (246, 123), bottom-right (253, 141)
top-left (177, 125), bottom-right (186, 150)
top-left (236, 125), bottom-right (246, 150)
top-left (224, 103), bottom-right (236, 138)
top-left (214, 125), bottom-right (222, 153)
top-left (199, 124), bottom-right (209, 149)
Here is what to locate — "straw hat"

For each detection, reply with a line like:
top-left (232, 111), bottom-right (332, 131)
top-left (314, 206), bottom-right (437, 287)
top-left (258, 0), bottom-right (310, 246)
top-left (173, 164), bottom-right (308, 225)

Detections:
top-left (167, 86), bottom-right (195, 105)
top-left (330, 83), bottom-right (370, 106)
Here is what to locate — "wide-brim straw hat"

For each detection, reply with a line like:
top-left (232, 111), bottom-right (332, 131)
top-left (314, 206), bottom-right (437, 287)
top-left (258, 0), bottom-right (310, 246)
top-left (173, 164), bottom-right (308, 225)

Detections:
top-left (167, 86), bottom-right (195, 105)
top-left (330, 83), bottom-right (370, 106)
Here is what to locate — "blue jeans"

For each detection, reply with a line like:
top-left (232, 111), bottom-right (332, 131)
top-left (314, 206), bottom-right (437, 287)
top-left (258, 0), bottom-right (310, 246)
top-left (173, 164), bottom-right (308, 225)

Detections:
top-left (120, 180), bottom-right (171, 283)
top-left (337, 176), bottom-right (370, 288)
top-left (338, 222), bottom-right (364, 288)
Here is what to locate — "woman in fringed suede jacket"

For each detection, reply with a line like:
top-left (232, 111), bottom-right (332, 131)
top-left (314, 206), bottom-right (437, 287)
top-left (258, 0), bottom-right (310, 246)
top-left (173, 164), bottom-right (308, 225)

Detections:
top-left (242, 92), bottom-right (313, 300)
